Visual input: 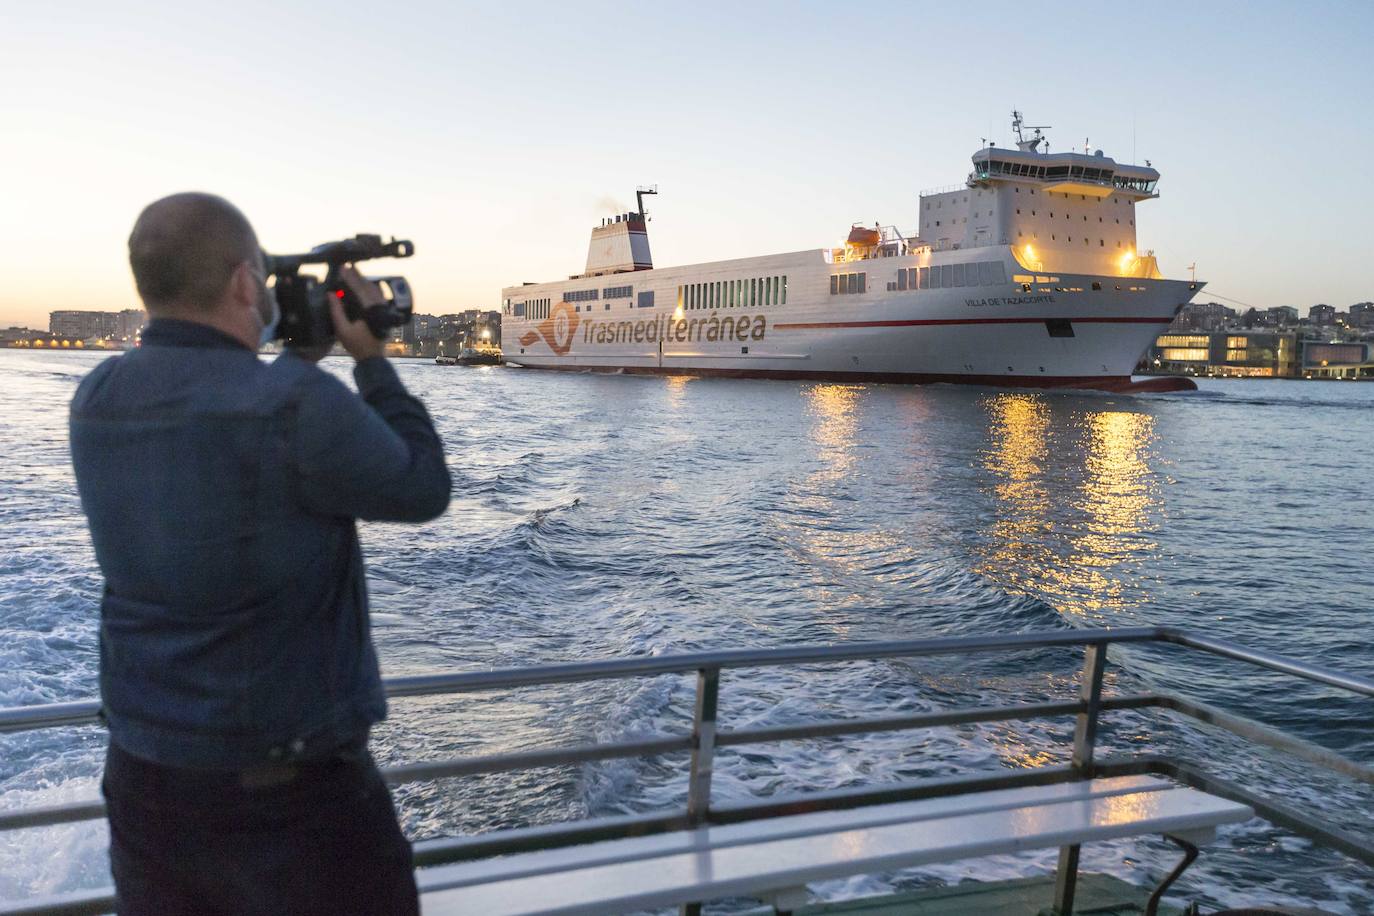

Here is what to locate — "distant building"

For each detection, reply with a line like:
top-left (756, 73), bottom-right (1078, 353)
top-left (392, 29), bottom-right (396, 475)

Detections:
top-left (1172, 301), bottom-right (1235, 331)
top-left (47, 309), bottom-right (143, 341)
top-left (1351, 302), bottom-right (1374, 330)
top-left (1265, 306), bottom-right (1299, 327)
top-left (1301, 341), bottom-right (1373, 378)
top-left (116, 308), bottom-right (146, 341)
top-left (1144, 330), bottom-right (1374, 379)
top-left (1, 326), bottom-right (42, 344)
top-left (1309, 304), bottom-right (1335, 326)
top-left (50, 310), bottom-right (120, 339)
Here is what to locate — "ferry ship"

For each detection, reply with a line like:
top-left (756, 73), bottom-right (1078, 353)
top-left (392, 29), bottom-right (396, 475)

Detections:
top-left (503, 114), bottom-right (1203, 392)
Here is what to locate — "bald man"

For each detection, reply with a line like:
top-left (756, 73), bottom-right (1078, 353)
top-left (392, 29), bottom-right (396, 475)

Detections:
top-left (69, 193), bottom-right (449, 915)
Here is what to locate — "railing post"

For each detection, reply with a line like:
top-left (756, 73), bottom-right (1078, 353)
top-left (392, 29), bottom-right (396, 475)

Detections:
top-left (682, 667), bottom-right (720, 916)
top-left (1052, 641), bottom-right (1108, 915)
top-left (686, 667), bottom-right (720, 826)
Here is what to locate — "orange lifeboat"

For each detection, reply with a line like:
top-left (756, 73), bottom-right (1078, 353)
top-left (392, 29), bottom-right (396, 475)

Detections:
top-left (846, 225), bottom-right (881, 247)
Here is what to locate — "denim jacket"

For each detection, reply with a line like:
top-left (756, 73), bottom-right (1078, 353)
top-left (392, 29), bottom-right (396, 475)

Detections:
top-left (69, 319), bottom-right (450, 769)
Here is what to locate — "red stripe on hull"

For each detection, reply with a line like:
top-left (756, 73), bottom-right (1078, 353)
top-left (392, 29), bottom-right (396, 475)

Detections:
top-left (509, 363), bottom-right (1197, 393)
top-left (773, 316), bottom-right (1175, 330)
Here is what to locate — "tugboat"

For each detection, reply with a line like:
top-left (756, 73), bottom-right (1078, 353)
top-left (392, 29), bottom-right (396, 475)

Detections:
top-left (455, 343), bottom-right (503, 366)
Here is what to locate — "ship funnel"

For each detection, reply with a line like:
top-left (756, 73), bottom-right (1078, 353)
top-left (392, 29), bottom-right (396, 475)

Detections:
top-left (583, 191), bottom-right (655, 276)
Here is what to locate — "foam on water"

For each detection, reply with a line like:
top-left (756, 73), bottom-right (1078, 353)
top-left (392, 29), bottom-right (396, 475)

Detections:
top-left (2, 351), bottom-right (1372, 912)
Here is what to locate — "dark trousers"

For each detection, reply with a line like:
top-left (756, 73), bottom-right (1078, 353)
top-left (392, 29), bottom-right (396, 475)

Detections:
top-left (102, 740), bottom-right (418, 916)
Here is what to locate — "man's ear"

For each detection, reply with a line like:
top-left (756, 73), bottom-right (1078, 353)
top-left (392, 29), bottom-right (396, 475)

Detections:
top-left (227, 261), bottom-right (259, 312)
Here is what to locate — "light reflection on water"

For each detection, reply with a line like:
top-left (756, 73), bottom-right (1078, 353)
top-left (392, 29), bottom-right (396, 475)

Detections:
top-left (0, 350), bottom-right (1372, 912)
top-left (976, 394), bottom-right (1160, 625)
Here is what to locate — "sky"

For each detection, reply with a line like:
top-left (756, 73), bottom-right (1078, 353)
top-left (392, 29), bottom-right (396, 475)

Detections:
top-left (2, 0), bottom-right (1372, 328)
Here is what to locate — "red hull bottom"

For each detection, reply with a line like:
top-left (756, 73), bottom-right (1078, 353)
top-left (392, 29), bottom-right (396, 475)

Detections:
top-left (509, 363), bottom-right (1198, 394)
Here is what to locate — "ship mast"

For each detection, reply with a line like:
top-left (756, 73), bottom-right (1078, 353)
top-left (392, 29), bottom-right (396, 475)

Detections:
top-left (1011, 110), bottom-right (1052, 153)
top-left (635, 185), bottom-right (658, 221)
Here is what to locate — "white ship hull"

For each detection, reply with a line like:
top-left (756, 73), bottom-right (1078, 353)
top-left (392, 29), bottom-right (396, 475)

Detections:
top-left (504, 247), bottom-right (1200, 392)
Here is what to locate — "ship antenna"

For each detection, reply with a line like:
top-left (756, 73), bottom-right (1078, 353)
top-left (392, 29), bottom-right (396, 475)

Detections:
top-left (635, 185), bottom-right (658, 221)
top-left (1012, 110), bottom-right (1052, 153)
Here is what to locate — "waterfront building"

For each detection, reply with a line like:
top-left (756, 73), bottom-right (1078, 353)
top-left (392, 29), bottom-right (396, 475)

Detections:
top-left (1301, 340), bottom-right (1374, 379)
top-left (1149, 333), bottom-right (1213, 374)
top-left (1145, 329), bottom-right (1372, 379)
top-left (46, 309), bottom-right (144, 343)
top-left (115, 308), bottom-right (146, 341)
top-left (49, 310), bottom-right (119, 339)
top-left (1, 327), bottom-right (42, 345)
top-left (1309, 304), bottom-right (1335, 326)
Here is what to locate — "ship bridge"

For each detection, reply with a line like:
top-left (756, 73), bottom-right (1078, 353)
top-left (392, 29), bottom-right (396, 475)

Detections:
top-left (970, 147), bottom-right (1159, 199)
top-left (914, 113), bottom-right (1165, 276)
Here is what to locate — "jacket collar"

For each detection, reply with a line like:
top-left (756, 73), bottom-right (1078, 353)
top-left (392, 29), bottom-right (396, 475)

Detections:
top-left (141, 318), bottom-right (253, 352)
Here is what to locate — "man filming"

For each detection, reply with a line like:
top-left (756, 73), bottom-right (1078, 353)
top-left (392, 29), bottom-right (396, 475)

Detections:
top-left (69, 192), bottom-right (449, 915)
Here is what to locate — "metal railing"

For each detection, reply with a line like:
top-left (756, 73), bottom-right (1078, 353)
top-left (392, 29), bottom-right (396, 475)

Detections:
top-left (2, 625), bottom-right (1373, 916)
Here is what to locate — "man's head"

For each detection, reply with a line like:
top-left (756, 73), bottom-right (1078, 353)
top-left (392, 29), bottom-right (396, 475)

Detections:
top-left (128, 193), bottom-right (276, 344)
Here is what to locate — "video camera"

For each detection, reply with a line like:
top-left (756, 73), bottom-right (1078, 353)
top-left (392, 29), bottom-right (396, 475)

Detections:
top-left (264, 234), bottom-right (415, 349)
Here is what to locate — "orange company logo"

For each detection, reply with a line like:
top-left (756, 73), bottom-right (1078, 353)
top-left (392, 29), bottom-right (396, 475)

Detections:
top-left (519, 301), bottom-right (580, 355)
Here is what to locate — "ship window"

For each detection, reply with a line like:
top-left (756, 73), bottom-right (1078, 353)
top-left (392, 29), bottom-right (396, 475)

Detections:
top-left (605, 303), bottom-right (611, 310)
top-left (856, 272), bottom-right (865, 293)
top-left (925, 266), bottom-right (938, 289)
top-left (1099, 239), bottom-right (1105, 246)
top-left (751, 278), bottom-right (757, 307)
top-left (935, 221), bottom-right (941, 227)
top-left (940, 264), bottom-right (954, 287)
top-left (951, 263), bottom-right (966, 286)
top-left (638, 291), bottom-right (654, 309)
top-left (897, 269), bottom-right (908, 291)
top-left (676, 286), bottom-right (683, 310)
top-left (839, 274), bottom-right (850, 294)
top-left (830, 275), bottom-right (838, 295)
top-left (782, 275), bottom-right (787, 305)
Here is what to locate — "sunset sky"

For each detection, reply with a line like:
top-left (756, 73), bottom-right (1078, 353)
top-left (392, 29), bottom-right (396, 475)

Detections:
top-left (3, 0), bottom-right (1371, 328)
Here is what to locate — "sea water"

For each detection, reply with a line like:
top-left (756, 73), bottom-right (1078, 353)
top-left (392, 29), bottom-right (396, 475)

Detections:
top-left (1, 349), bottom-right (1371, 911)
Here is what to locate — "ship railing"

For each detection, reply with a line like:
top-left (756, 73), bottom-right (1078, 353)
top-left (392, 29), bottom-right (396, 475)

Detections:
top-left (2, 626), bottom-right (1373, 916)
top-left (917, 183), bottom-right (967, 198)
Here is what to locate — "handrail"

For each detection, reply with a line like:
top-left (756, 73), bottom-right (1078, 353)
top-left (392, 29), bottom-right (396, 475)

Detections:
top-left (0, 626), bottom-right (1162, 734)
top-left (2, 626), bottom-right (1372, 915)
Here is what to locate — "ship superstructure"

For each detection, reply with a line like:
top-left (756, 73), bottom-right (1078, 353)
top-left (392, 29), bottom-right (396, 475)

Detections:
top-left (502, 114), bottom-right (1202, 391)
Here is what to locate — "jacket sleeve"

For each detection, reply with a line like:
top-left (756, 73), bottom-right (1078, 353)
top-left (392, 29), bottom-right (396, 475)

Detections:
top-left (291, 356), bottom-right (451, 522)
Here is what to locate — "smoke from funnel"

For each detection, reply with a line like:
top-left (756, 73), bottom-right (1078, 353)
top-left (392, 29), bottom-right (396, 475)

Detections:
top-left (595, 195), bottom-right (629, 215)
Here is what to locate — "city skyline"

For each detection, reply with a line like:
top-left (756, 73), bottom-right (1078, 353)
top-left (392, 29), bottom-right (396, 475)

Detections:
top-left (3, 1), bottom-right (1372, 328)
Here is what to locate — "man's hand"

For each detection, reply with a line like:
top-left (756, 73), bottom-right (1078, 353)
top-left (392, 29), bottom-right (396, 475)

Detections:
top-left (330, 265), bottom-right (386, 362)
